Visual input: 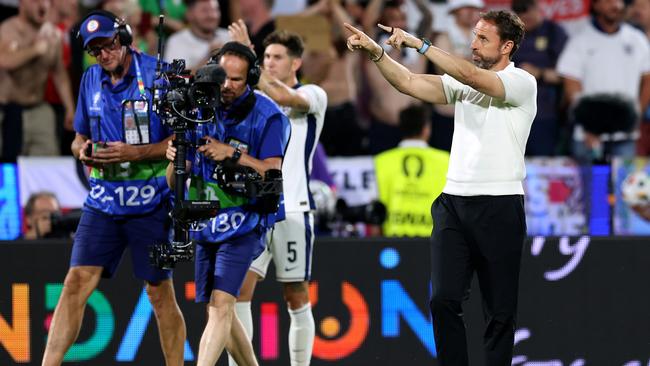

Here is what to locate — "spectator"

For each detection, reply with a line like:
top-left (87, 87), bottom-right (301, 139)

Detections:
top-left (235, 0), bottom-right (276, 56)
top-left (446, 0), bottom-right (484, 60)
top-left (374, 105), bottom-right (449, 237)
top-left (629, 0), bottom-right (650, 155)
top-left (512, 0), bottom-right (568, 156)
top-left (45, 0), bottom-right (79, 156)
top-left (164, 0), bottom-right (230, 70)
top-left (23, 191), bottom-right (61, 239)
top-left (301, 0), bottom-right (368, 156)
top-left (557, 0), bottom-right (650, 163)
top-left (270, 0), bottom-right (306, 17)
top-left (0, 0), bottom-right (75, 162)
top-left (363, 0), bottom-right (431, 154)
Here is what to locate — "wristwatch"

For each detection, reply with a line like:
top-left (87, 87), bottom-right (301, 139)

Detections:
top-left (230, 147), bottom-right (242, 163)
top-left (417, 38), bottom-right (432, 55)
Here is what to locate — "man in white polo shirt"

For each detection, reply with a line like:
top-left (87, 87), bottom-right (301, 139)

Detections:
top-left (163, 0), bottom-right (230, 71)
top-left (345, 9), bottom-right (536, 366)
top-left (557, 0), bottom-right (650, 162)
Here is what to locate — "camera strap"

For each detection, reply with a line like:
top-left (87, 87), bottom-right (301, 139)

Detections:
top-left (133, 55), bottom-right (147, 100)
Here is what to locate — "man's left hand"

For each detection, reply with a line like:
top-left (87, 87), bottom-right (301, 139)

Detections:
top-left (91, 141), bottom-right (139, 163)
top-left (198, 137), bottom-right (233, 161)
top-left (377, 23), bottom-right (421, 51)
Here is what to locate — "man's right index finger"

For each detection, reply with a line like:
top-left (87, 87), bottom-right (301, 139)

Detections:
top-left (377, 23), bottom-right (392, 32)
top-left (343, 23), bottom-right (362, 35)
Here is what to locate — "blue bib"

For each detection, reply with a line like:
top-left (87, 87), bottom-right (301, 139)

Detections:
top-left (73, 51), bottom-right (172, 216)
top-left (187, 90), bottom-right (290, 243)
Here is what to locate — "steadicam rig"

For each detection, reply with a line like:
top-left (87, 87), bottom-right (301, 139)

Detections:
top-left (149, 15), bottom-right (224, 269)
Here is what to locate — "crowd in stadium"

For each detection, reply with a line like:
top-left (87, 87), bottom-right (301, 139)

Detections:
top-left (2, 0), bottom-right (649, 164)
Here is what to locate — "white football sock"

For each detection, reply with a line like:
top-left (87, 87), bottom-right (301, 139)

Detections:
top-left (288, 303), bottom-right (315, 366)
top-left (228, 301), bottom-right (253, 366)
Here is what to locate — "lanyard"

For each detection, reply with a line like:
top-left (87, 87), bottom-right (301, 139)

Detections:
top-left (133, 54), bottom-right (147, 100)
top-left (92, 53), bottom-right (148, 142)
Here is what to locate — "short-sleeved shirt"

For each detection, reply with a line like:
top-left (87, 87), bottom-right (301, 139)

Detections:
top-left (186, 89), bottom-right (290, 243)
top-left (441, 63), bottom-right (537, 196)
top-left (164, 28), bottom-right (230, 69)
top-left (74, 50), bottom-right (172, 216)
top-left (557, 20), bottom-right (650, 105)
top-left (271, 83), bottom-right (327, 213)
top-left (512, 19), bottom-right (568, 121)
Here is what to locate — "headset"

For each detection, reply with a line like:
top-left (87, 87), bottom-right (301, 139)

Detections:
top-left (78, 10), bottom-right (133, 47)
top-left (211, 42), bottom-right (261, 86)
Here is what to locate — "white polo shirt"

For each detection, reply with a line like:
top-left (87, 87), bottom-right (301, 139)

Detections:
top-left (557, 22), bottom-right (650, 141)
top-left (164, 28), bottom-right (230, 69)
top-left (557, 22), bottom-right (650, 105)
top-left (441, 62), bottom-right (537, 196)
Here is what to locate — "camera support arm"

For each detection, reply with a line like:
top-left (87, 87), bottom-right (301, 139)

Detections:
top-left (171, 128), bottom-right (189, 244)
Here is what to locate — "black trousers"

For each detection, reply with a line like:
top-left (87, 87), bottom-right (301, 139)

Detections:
top-left (429, 193), bottom-right (526, 366)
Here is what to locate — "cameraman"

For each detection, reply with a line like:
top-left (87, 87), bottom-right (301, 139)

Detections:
top-left (23, 191), bottom-right (61, 239)
top-left (42, 11), bottom-right (186, 366)
top-left (165, 41), bottom-right (290, 366)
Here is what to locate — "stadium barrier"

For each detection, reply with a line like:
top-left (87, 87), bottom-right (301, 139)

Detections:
top-left (3, 236), bottom-right (650, 365)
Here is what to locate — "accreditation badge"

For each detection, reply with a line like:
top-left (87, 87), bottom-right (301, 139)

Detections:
top-left (122, 99), bottom-right (151, 144)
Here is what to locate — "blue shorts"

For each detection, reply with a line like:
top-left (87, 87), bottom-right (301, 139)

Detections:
top-left (194, 229), bottom-right (265, 301)
top-left (70, 206), bottom-right (172, 283)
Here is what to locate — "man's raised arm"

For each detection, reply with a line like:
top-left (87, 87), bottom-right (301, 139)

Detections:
top-left (344, 23), bottom-right (447, 105)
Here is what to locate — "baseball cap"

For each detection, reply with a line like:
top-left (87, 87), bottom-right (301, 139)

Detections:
top-left (447, 0), bottom-right (484, 13)
top-left (79, 12), bottom-right (119, 48)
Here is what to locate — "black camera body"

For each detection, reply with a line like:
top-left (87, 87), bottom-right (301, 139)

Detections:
top-left (47, 210), bottom-right (83, 238)
top-left (152, 59), bottom-right (225, 130)
top-left (213, 165), bottom-right (283, 214)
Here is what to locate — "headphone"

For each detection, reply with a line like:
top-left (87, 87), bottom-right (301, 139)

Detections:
top-left (211, 42), bottom-right (261, 86)
top-left (78, 10), bottom-right (133, 47)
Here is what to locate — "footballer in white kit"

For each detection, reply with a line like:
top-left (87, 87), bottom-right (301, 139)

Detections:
top-left (251, 83), bottom-right (326, 281)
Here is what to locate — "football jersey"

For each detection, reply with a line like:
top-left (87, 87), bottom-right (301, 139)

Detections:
top-left (276, 83), bottom-right (327, 213)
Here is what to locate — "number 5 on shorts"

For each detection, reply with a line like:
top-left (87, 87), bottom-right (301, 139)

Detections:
top-left (287, 241), bottom-right (297, 263)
